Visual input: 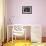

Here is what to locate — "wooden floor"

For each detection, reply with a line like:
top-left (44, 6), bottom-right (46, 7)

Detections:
top-left (3, 40), bottom-right (46, 46)
top-left (3, 40), bottom-right (31, 46)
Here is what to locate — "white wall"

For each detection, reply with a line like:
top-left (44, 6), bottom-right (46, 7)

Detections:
top-left (7, 0), bottom-right (46, 37)
top-left (0, 0), bottom-right (4, 42)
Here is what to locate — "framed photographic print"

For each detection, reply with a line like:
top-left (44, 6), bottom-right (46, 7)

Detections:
top-left (22, 6), bottom-right (32, 14)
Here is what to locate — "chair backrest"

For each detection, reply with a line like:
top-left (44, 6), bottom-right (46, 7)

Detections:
top-left (12, 25), bottom-right (25, 36)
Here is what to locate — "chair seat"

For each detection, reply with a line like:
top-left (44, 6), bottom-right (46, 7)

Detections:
top-left (13, 31), bottom-right (25, 36)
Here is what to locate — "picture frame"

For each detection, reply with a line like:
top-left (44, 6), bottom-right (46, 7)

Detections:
top-left (22, 6), bottom-right (32, 14)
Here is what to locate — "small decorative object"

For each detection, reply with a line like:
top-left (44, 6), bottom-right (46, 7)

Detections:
top-left (22, 6), bottom-right (32, 14)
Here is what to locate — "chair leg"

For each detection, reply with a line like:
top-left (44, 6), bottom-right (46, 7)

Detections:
top-left (1, 42), bottom-right (3, 46)
top-left (15, 36), bottom-right (16, 42)
top-left (12, 30), bottom-right (13, 43)
top-left (25, 30), bottom-right (26, 43)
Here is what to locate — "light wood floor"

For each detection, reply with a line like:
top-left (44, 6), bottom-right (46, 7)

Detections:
top-left (3, 40), bottom-right (46, 46)
top-left (3, 40), bottom-right (31, 46)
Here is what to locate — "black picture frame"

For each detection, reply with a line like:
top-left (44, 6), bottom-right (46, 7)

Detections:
top-left (22, 6), bottom-right (32, 14)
